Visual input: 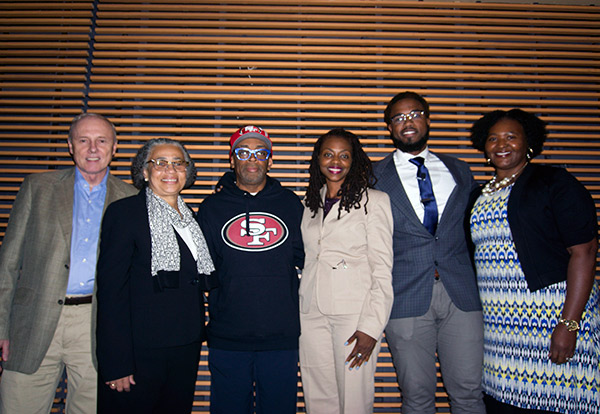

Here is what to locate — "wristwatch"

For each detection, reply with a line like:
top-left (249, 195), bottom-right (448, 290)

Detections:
top-left (558, 318), bottom-right (580, 332)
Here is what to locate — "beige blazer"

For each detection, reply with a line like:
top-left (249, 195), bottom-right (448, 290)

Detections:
top-left (0, 168), bottom-right (136, 374)
top-left (300, 187), bottom-right (394, 340)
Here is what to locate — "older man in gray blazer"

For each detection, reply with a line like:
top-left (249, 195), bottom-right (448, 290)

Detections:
top-left (0, 113), bottom-right (136, 414)
top-left (373, 92), bottom-right (485, 414)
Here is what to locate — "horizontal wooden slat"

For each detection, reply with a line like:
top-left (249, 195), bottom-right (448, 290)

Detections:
top-left (94, 2), bottom-right (595, 17)
top-left (86, 76), bottom-right (599, 91)
top-left (91, 34), bottom-right (600, 52)
top-left (87, 61), bottom-right (600, 75)
top-left (94, 18), bottom-right (598, 35)
top-left (94, 27), bottom-right (599, 46)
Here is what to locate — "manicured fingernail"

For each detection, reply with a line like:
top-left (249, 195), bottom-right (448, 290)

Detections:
top-left (356, 365), bottom-right (360, 371)
top-left (344, 341), bottom-right (349, 345)
top-left (345, 360), bottom-right (348, 365)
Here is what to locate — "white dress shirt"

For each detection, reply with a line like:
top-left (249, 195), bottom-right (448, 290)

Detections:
top-left (174, 225), bottom-right (198, 261)
top-left (393, 147), bottom-right (456, 223)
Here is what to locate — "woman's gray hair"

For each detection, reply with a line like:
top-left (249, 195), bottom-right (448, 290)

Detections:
top-left (131, 138), bottom-right (197, 190)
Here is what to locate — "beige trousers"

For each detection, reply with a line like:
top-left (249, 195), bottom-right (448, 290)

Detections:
top-left (299, 299), bottom-right (381, 414)
top-left (0, 304), bottom-right (97, 414)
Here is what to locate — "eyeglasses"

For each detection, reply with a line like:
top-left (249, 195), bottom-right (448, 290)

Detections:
top-left (233, 147), bottom-right (271, 161)
top-left (147, 159), bottom-right (189, 172)
top-left (391, 110), bottom-right (426, 125)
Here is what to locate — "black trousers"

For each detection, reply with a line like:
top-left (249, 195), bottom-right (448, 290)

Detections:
top-left (98, 341), bottom-right (202, 414)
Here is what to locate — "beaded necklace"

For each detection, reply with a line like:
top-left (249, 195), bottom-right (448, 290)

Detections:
top-left (481, 163), bottom-right (528, 196)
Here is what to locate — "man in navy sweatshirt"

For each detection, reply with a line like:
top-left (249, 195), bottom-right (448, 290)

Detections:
top-left (197, 125), bottom-right (304, 414)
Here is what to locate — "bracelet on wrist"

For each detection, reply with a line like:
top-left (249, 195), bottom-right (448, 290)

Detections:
top-left (558, 318), bottom-right (580, 332)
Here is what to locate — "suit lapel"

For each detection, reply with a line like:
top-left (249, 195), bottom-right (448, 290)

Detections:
top-left (55, 168), bottom-right (75, 246)
top-left (435, 152), bottom-right (465, 230)
top-left (377, 154), bottom-right (429, 233)
top-left (321, 184), bottom-right (350, 226)
top-left (321, 184), bottom-right (352, 232)
top-left (104, 174), bottom-right (122, 213)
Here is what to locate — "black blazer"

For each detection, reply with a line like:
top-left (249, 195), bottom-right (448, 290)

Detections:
top-left (96, 190), bottom-right (207, 382)
top-left (468, 163), bottom-right (597, 292)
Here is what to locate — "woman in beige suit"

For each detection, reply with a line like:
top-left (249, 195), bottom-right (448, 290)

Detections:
top-left (300, 128), bottom-right (394, 414)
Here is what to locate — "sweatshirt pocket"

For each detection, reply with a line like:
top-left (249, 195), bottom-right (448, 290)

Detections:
top-left (215, 275), bottom-right (298, 340)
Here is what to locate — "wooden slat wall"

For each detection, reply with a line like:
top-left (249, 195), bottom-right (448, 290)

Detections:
top-left (0, 1), bottom-right (94, 235)
top-left (1, 1), bottom-right (599, 413)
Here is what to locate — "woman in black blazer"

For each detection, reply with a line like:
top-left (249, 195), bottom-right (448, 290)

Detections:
top-left (96, 138), bottom-right (215, 413)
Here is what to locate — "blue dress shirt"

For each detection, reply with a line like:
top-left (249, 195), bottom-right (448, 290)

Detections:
top-left (67, 169), bottom-right (108, 295)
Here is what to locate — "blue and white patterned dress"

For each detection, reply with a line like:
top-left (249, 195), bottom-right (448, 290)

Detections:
top-left (470, 184), bottom-right (600, 413)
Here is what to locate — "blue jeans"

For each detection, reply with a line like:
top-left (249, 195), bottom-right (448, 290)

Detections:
top-left (208, 348), bottom-right (299, 414)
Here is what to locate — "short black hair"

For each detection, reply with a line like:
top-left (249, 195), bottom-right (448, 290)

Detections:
top-left (470, 109), bottom-right (547, 158)
top-left (384, 91), bottom-right (430, 125)
top-left (131, 138), bottom-right (197, 190)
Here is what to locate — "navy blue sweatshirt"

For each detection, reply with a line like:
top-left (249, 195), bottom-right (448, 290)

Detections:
top-left (197, 172), bottom-right (304, 351)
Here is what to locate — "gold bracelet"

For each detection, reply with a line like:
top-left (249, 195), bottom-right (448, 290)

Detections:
top-left (558, 318), bottom-right (580, 332)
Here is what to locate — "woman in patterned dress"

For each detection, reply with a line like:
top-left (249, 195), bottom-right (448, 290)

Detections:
top-left (468, 109), bottom-right (599, 414)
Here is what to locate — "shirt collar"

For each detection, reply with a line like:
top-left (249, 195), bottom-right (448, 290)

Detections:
top-left (74, 167), bottom-right (109, 192)
top-left (394, 146), bottom-right (431, 165)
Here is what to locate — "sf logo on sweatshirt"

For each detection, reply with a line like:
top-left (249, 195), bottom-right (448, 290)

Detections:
top-left (221, 212), bottom-right (289, 252)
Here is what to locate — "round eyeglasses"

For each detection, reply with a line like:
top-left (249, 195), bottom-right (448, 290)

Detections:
top-left (147, 159), bottom-right (189, 171)
top-left (233, 148), bottom-right (271, 161)
top-left (391, 110), bottom-right (425, 125)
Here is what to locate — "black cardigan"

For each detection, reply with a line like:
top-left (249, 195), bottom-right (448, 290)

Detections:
top-left (468, 163), bottom-right (597, 292)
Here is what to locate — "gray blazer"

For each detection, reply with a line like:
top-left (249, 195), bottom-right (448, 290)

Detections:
top-left (373, 151), bottom-right (482, 319)
top-left (0, 168), bottom-right (136, 374)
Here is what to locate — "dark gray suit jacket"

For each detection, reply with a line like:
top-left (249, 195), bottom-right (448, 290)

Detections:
top-left (373, 151), bottom-right (482, 319)
top-left (0, 168), bottom-right (136, 374)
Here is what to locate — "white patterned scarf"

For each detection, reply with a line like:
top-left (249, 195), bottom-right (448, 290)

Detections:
top-left (146, 187), bottom-right (215, 276)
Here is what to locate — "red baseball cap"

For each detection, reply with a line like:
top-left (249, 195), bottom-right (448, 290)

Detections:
top-left (229, 126), bottom-right (272, 156)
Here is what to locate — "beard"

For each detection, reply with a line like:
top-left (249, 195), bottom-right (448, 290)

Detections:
top-left (235, 162), bottom-right (268, 189)
top-left (390, 128), bottom-right (429, 153)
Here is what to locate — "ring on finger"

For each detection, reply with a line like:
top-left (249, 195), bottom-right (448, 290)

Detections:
top-left (356, 352), bottom-right (363, 358)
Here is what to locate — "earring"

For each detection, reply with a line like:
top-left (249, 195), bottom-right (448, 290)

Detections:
top-left (485, 158), bottom-right (491, 166)
top-left (144, 178), bottom-right (148, 182)
top-left (526, 147), bottom-right (533, 161)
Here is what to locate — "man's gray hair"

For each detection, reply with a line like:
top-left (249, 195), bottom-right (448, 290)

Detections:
top-left (68, 113), bottom-right (117, 142)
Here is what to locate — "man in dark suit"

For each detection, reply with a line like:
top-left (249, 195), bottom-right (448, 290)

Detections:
top-left (0, 113), bottom-right (137, 413)
top-left (373, 92), bottom-right (485, 414)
